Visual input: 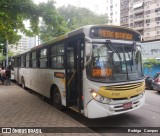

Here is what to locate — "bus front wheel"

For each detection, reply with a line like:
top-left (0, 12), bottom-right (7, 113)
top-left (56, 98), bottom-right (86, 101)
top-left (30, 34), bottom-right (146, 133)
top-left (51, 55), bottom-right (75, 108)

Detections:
top-left (52, 87), bottom-right (64, 110)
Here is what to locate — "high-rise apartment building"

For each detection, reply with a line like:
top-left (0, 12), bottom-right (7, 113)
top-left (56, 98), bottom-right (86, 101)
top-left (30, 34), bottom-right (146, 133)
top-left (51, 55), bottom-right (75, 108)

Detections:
top-left (120, 0), bottom-right (160, 41)
top-left (9, 36), bottom-right (36, 55)
top-left (106, 0), bottom-right (120, 25)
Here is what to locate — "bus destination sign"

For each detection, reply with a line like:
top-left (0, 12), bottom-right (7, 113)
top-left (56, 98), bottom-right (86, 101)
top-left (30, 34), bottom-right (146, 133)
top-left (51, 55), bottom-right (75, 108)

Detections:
top-left (99, 30), bottom-right (133, 40)
top-left (90, 27), bottom-right (141, 41)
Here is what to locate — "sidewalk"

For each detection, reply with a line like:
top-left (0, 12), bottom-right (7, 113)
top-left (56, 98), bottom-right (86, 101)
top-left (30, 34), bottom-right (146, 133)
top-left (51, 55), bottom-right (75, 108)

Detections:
top-left (0, 83), bottom-right (101, 136)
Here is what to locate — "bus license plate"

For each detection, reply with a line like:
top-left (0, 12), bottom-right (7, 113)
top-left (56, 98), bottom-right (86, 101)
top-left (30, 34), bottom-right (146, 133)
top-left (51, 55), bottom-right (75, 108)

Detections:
top-left (123, 102), bottom-right (132, 109)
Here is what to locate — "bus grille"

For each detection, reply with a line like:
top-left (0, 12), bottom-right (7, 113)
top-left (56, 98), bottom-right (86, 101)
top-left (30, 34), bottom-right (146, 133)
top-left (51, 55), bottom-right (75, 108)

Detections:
top-left (105, 82), bottom-right (143, 91)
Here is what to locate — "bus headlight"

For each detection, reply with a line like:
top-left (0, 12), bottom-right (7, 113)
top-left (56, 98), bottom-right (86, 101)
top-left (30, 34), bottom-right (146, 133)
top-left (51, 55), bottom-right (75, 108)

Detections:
top-left (90, 89), bottom-right (111, 104)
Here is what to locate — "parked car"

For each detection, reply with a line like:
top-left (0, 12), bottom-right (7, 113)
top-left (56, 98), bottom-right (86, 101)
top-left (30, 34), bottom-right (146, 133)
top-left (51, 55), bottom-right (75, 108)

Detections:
top-left (145, 74), bottom-right (153, 90)
top-left (152, 72), bottom-right (160, 93)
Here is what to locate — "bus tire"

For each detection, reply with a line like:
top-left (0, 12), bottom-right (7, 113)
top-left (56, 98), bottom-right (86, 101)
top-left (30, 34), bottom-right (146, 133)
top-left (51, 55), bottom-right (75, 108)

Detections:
top-left (52, 87), bottom-right (64, 110)
top-left (21, 77), bottom-right (26, 89)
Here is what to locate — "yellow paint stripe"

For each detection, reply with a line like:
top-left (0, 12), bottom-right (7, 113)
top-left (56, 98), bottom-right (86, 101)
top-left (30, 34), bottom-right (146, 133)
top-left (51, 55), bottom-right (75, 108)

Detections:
top-left (98, 82), bottom-right (145, 99)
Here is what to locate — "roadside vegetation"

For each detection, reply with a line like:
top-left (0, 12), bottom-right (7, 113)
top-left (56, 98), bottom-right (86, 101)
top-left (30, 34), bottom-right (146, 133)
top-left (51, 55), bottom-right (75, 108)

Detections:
top-left (0, 0), bottom-right (108, 58)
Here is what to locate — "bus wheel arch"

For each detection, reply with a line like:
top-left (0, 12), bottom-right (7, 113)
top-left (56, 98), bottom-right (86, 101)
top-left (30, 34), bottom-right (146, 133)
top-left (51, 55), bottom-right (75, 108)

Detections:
top-left (50, 84), bottom-right (64, 110)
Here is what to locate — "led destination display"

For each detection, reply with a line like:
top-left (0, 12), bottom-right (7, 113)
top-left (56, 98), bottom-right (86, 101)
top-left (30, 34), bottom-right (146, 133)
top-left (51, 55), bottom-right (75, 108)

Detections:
top-left (90, 26), bottom-right (141, 41)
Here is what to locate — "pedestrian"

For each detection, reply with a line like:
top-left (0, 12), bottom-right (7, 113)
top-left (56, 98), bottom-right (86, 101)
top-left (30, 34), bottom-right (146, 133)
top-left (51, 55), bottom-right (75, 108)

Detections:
top-left (0, 67), bottom-right (6, 85)
top-left (5, 67), bottom-right (11, 86)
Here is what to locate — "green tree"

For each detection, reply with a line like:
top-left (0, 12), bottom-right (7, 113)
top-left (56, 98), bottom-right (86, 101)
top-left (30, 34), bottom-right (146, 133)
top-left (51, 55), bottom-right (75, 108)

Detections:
top-left (143, 58), bottom-right (160, 68)
top-left (58, 5), bottom-right (109, 30)
top-left (39, 5), bottom-right (109, 43)
top-left (0, 0), bottom-right (67, 51)
top-left (38, 1), bottom-right (68, 43)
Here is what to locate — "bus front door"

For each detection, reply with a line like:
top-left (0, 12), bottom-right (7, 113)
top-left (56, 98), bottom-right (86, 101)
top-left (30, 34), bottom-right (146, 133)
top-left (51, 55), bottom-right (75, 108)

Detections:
top-left (65, 39), bottom-right (84, 113)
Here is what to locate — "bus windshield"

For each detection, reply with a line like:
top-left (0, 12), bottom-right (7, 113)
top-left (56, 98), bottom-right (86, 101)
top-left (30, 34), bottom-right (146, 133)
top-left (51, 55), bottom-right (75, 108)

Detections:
top-left (87, 41), bottom-right (143, 83)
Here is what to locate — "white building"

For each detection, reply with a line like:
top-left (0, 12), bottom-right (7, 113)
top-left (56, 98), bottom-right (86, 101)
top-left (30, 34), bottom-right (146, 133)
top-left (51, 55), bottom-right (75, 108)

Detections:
top-left (106, 0), bottom-right (120, 25)
top-left (9, 36), bottom-right (36, 55)
top-left (141, 40), bottom-right (160, 60)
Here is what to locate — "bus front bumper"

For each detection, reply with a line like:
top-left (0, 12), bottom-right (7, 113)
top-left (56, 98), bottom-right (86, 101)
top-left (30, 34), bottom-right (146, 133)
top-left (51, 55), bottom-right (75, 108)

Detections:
top-left (86, 92), bottom-right (145, 118)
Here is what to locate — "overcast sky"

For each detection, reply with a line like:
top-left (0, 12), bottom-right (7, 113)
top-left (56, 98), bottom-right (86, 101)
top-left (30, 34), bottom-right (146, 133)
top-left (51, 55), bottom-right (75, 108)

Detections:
top-left (33, 0), bottom-right (107, 14)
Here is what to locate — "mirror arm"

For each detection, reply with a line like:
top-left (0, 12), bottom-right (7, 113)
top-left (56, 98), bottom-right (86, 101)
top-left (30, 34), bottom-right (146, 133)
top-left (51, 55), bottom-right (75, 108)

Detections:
top-left (84, 52), bottom-right (92, 67)
top-left (84, 36), bottom-right (92, 67)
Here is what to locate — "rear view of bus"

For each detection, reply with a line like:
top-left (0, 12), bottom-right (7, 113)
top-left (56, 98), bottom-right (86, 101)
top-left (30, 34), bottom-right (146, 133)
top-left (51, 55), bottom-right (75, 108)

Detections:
top-left (84, 26), bottom-right (145, 118)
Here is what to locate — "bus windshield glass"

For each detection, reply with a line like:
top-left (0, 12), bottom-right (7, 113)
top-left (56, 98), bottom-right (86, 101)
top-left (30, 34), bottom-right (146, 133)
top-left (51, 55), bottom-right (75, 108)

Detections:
top-left (87, 41), bottom-right (143, 83)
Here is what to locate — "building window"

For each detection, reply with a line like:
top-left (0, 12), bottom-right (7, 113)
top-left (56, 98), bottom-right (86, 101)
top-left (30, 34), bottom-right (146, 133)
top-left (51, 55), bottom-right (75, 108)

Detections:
top-left (146, 28), bottom-right (150, 32)
top-left (155, 17), bottom-right (160, 21)
top-left (145, 1), bottom-right (150, 7)
top-left (156, 26), bottom-right (160, 31)
top-left (130, 23), bottom-right (133, 26)
top-left (155, 8), bottom-right (160, 14)
top-left (146, 10), bottom-right (150, 15)
top-left (156, 35), bottom-right (160, 39)
top-left (146, 19), bottom-right (150, 23)
top-left (130, 15), bottom-right (133, 19)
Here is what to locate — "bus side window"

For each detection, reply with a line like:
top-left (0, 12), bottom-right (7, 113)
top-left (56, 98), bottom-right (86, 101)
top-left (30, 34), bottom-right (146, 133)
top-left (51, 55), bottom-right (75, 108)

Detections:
top-left (39, 48), bottom-right (47, 68)
top-left (51, 44), bottom-right (64, 69)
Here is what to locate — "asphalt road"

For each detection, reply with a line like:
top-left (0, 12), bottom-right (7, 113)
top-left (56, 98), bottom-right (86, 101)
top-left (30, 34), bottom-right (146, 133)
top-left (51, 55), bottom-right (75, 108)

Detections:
top-left (63, 90), bottom-right (160, 136)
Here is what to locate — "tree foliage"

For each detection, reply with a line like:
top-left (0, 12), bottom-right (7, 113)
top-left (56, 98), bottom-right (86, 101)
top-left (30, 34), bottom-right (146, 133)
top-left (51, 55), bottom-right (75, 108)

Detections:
top-left (0, 0), bottom-right (66, 46)
top-left (39, 5), bottom-right (109, 43)
top-left (38, 1), bottom-right (68, 43)
top-left (143, 58), bottom-right (160, 68)
top-left (0, 0), bottom-right (39, 44)
top-left (58, 5), bottom-right (109, 30)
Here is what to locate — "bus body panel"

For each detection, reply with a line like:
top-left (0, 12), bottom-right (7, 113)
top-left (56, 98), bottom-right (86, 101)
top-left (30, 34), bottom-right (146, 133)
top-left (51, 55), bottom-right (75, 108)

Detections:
top-left (86, 94), bottom-right (145, 118)
top-left (15, 68), bottom-right (66, 106)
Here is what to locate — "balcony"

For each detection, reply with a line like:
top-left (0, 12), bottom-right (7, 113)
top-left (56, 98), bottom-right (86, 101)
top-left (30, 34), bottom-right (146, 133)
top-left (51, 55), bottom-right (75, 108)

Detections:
top-left (134, 23), bottom-right (144, 30)
top-left (134, 15), bottom-right (144, 22)
top-left (133, 7), bottom-right (144, 14)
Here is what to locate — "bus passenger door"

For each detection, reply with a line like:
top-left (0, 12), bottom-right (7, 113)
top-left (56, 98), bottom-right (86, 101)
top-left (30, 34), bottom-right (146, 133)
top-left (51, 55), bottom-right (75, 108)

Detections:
top-left (65, 38), bottom-right (84, 113)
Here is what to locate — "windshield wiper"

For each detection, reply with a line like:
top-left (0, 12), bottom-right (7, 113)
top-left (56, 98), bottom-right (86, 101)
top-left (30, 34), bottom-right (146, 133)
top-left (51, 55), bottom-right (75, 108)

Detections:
top-left (106, 40), bottom-right (122, 61)
top-left (126, 48), bottom-right (133, 72)
top-left (122, 46), bottom-right (129, 79)
top-left (106, 40), bottom-right (130, 79)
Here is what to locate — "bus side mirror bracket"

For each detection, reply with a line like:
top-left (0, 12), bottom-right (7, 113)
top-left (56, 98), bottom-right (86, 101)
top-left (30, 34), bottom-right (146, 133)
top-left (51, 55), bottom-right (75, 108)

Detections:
top-left (84, 37), bottom-right (92, 67)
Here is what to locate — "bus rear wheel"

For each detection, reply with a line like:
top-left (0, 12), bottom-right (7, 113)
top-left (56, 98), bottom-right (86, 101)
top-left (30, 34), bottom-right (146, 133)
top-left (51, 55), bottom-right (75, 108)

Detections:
top-left (52, 87), bottom-right (64, 110)
top-left (21, 77), bottom-right (26, 89)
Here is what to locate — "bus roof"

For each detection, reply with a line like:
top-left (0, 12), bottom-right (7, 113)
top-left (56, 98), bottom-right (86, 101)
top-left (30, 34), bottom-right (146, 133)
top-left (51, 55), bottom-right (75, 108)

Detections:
top-left (30, 25), bottom-right (141, 50)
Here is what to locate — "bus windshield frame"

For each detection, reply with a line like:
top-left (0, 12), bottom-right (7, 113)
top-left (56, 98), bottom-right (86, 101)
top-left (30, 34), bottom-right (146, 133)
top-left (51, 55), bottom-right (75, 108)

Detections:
top-left (86, 40), bottom-right (143, 83)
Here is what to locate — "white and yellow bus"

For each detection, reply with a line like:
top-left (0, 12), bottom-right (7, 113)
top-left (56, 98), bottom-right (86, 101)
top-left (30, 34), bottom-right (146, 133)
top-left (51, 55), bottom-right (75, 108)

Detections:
top-left (13, 25), bottom-right (145, 118)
